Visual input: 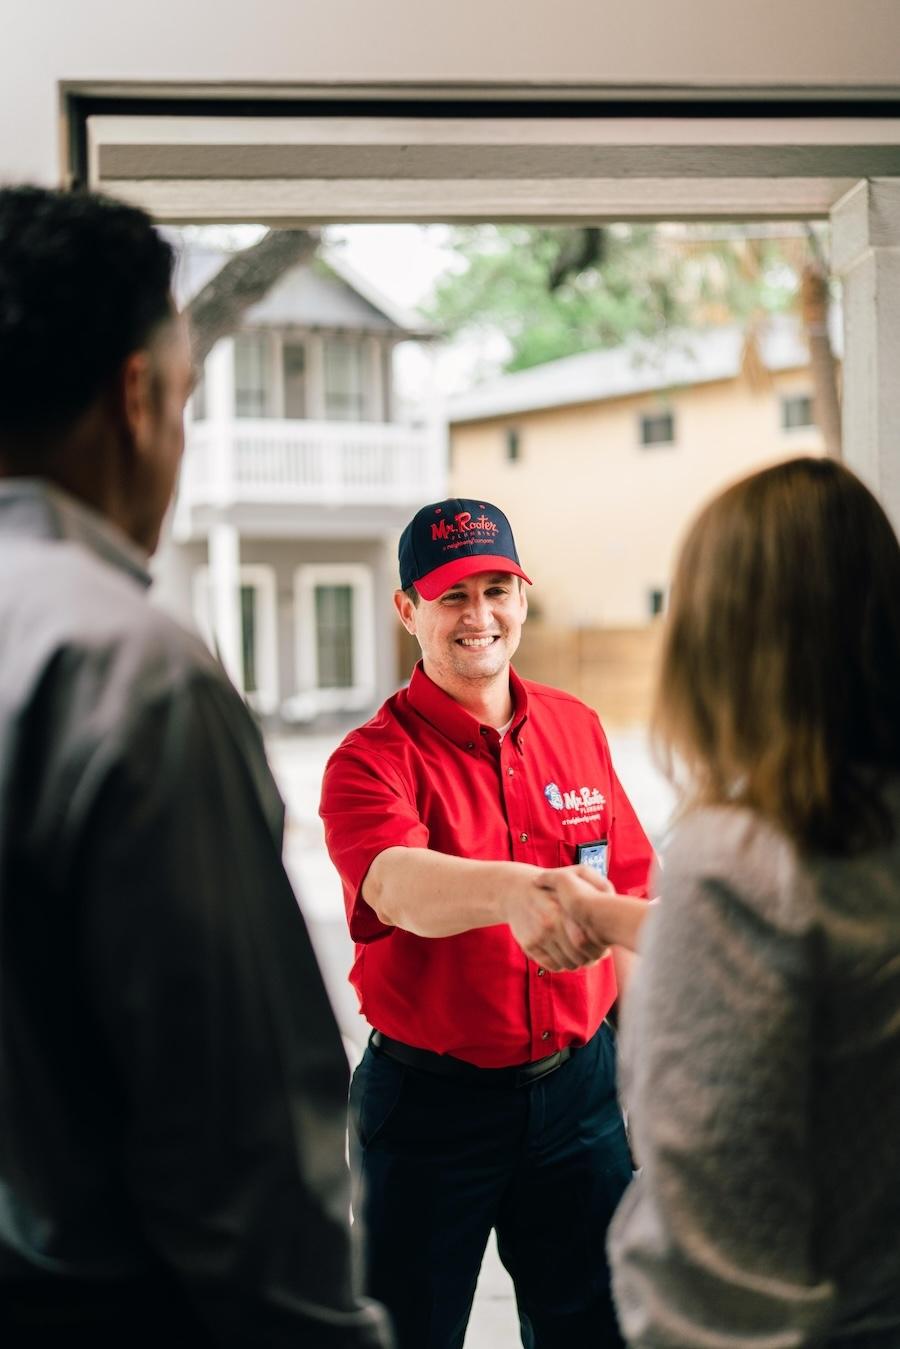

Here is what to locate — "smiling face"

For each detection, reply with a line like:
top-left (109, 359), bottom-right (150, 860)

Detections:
top-left (395, 570), bottom-right (528, 695)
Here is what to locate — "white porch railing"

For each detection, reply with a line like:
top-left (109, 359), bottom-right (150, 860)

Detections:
top-left (180, 418), bottom-right (445, 509)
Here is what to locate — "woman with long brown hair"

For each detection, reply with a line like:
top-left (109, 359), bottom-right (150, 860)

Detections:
top-left (608, 456), bottom-right (900, 1347)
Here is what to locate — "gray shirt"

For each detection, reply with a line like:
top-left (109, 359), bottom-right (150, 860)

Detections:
top-left (0, 480), bottom-right (391, 1347)
top-left (610, 801), bottom-right (900, 1348)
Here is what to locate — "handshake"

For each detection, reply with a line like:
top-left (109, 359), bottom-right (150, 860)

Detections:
top-left (507, 865), bottom-right (649, 972)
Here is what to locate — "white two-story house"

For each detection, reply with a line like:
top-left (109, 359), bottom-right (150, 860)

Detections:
top-left (154, 242), bottom-right (443, 722)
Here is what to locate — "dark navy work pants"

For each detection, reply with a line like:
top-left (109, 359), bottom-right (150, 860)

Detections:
top-left (349, 1023), bottom-right (632, 1349)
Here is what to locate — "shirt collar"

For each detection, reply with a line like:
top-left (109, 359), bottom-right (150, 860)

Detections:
top-left (407, 661), bottom-right (529, 752)
top-left (0, 478), bottom-right (152, 589)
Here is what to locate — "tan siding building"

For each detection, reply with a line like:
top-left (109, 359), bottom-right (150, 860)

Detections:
top-left (448, 323), bottom-right (829, 724)
top-left (449, 325), bottom-right (825, 629)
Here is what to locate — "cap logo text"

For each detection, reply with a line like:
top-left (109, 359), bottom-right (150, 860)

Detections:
top-left (431, 511), bottom-right (498, 542)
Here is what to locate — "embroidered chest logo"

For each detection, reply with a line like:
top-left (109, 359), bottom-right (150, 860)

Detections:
top-left (543, 782), bottom-right (606, 827)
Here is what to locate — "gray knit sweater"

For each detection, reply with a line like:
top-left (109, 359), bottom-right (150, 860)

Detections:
top-left (609, 796), bottom-right (900, 1348)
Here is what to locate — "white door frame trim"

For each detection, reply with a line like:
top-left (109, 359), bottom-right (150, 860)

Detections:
top-left (194, 561), bottom-right (280, 715)
top-left (76, 92), bottom-right (900, 223)
top-left (293, 562), bottom-right (376, 713)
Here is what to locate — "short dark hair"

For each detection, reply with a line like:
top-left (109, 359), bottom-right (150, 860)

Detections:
top-left (0, 186), bottom-right (175, 442)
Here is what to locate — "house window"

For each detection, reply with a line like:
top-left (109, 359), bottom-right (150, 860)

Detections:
top-left (505, 427), bottom-right (521, 462)
top-left (324, 337), bottom-right (366, 421)
top-left (648, 587), bottom-right (666, 617)
top-left (640, 410), bottom-right (676, 447)
top-left (234, 333), bottom-right (271, 418)
top-left (282, 340), bottom-right (307, 419)
top-left (193, 564), bottom-right (279, 714)
top-left (781, 393), bottom-right (814, 430)
top-left (315, 584), bottom-right (354, 688)
top-left (294, 564), bottom-right (375, 715)
top-left (240, 585), bottom-right (259, 694)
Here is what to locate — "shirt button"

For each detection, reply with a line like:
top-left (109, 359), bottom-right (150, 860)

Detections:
top-left (465, 741), bottom-right (475, 750)
top-left (519, 832), bottom-right (528, 842)
top-left (541, 1030), bottom-right (551, 1041)
top-left (537, 967), bottom-right (546, 977)
top-left (507, 767), bottom-right (514, 776)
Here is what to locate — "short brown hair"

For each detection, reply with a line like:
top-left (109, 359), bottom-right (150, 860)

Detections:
top-left (653, 456), bottom-right (900, 854)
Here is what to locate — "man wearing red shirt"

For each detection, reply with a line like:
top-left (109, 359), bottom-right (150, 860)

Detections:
top-left (320, 498), bottom-right (653, 1349)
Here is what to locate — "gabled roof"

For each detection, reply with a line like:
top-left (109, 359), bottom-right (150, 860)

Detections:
top-left (447, 315), bottom-right (838, 424)
top-left (323, 250), bottom-right (434, 339)
top-left (170, 237), bottom-right (434, 340)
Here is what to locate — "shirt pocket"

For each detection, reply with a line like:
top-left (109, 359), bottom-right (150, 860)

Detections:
top-left (560, 837), bottom-right (610, 878)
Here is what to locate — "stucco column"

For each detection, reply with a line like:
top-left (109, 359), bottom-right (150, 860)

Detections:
top-left (831, 179), bottom-right (900, 532)
top-left (208, 520), bottom-right (243, 693)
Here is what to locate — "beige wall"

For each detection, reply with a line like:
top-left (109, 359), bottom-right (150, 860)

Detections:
top-left (450, 367), bottom-right (822, 627)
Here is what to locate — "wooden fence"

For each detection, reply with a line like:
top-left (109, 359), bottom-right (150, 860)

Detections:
top-left (397, 621), bottom-right (664, 729)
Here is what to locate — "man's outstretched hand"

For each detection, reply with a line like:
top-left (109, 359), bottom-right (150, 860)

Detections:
top-left (505, 865), bottom-right (649, 971)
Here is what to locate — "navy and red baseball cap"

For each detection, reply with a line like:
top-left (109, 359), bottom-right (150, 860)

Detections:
top-left (399, 498), bottom-right (533, 601)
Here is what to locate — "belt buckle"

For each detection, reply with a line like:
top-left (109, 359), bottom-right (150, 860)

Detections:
top-left (514, 1049), bottom-right (562, 1087)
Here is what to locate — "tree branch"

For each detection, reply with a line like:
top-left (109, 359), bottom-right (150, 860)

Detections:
top-left (186, 228), bottom-right (321, 366)
top-left (800, 259), bottom-right (842, 459)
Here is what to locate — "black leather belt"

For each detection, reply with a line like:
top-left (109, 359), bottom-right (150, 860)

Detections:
top-left (369, 1030), bottom-right (577, 1088)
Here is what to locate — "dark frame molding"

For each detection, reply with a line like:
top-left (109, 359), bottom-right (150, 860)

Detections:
top-left (65, 86), bottom-right (900, 192)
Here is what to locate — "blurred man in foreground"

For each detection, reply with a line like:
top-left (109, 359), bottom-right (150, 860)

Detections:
top-left (0, 186), bottom-right (391, 1349)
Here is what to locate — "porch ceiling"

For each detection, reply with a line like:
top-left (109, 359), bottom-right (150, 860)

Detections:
top-left (181, 500), bottom-right (411, 542)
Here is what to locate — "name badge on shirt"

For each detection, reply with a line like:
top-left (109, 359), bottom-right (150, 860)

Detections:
top-left (575, 838), bottom-right (609, 878)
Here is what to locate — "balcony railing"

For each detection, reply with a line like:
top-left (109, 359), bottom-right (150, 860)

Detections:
top-left (179, 417), bottom-right (445, 510)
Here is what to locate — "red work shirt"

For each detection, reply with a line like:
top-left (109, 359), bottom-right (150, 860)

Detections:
top-left (320, 662), bottom-right (653, 1068)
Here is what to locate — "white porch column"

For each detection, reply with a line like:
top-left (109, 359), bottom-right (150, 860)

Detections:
top-left (382, 341), bottom-right (394, 424)
top-left (206, 337), bottom-right (236, 507)
top-left (206, 336), bottom-right (235, 421)
top-left (306, 333), bottom-right (326, 418)
top-left (831, 179), bottom-right (900, 532)
top-left (424, 343), bottom-right (449, 499)
top-left (365, 335), bottom-right (384, 421)
top-left (208, 519), bottom-right (244, 693)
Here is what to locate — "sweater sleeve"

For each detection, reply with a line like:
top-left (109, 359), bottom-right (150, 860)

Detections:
top-left (609, 810), bottom-right (834, 1348)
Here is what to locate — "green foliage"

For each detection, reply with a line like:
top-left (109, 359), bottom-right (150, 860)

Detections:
top-left (427, 224), bottom-right (806, 373)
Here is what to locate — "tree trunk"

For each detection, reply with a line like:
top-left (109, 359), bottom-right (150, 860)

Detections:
top-left (185, 228), bottom-right (321, 366)
top-left (800, 260), bottom-right (842, 459)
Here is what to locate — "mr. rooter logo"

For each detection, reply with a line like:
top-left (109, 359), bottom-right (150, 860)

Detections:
top-left (431, 509), bottom-right (499, 542)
